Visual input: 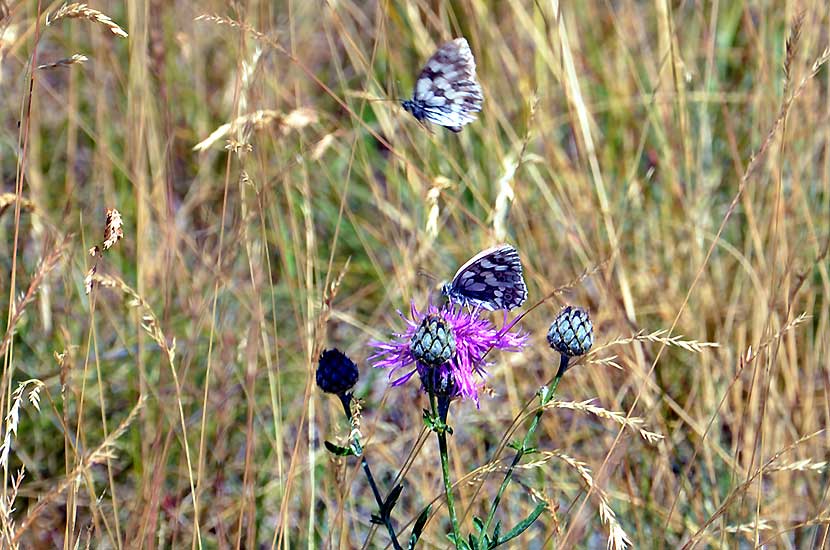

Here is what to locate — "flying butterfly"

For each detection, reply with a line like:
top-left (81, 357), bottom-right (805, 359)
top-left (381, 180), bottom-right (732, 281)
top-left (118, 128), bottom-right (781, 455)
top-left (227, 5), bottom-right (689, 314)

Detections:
top-left (442, 244), bottom-right (527, 311)
top-left (401, 38), bottom-right (484, 132)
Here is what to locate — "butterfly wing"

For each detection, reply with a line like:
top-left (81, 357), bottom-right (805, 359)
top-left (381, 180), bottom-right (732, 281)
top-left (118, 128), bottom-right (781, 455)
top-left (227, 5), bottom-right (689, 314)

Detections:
top-left (407, 38), bottom-right (483, 131)
top-left (444, 245), bottom-right (527, 311)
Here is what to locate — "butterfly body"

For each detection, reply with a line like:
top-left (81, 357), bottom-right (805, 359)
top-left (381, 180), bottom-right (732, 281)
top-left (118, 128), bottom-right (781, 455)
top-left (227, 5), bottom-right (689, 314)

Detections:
top-left (442, 245), bottom-right (527, 311)
top-left (403, 38), bottom-right (483, 132)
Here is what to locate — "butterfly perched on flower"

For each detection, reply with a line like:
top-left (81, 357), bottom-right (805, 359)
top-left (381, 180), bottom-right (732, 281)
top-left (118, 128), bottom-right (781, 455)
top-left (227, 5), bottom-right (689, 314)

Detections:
top-left (442, 244), bottom-right (527, 311)
top-left (401, 38), bottom-right (484, 133)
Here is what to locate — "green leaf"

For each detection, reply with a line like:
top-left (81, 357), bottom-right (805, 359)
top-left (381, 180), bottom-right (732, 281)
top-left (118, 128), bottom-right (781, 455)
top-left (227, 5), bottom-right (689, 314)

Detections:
top-left (406, 504), bottom-right (432, 550)
top-left (472, 515), bottom-right (485, 534)
top-left (493, 503), bottom-right (547, 547)
top-left (447, 533), bottom-right (471, 550)
top-left (423, 410), bottom-right (454, 435)
top-left (493, 521), bottom-right (502, 543)
top-left (507, 439), bottom-right (523, 452)
top-left (324, 441), bottom-right (355, 456)
top-left (382, 484), bottom-right (404, 516)
top-left (423, 410), bottom-right (437, 430)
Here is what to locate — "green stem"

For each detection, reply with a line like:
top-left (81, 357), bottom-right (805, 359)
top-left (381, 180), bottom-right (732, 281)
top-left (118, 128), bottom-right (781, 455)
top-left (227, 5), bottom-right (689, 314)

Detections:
top-left (431, 391), bottom-right (461, 548)
top-left (479, 355), bottom-right (569, 549)
top-left (361, 456), bottom-right (403, 550)
top-left (341, 394), bottom-right (403, 550)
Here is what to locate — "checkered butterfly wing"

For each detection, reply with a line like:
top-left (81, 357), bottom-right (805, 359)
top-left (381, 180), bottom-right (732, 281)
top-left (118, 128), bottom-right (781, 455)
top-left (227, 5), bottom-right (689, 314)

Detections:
top-left (442, 245), bottom-right (527, 311)
top-left (402, 38), bottom-right (484, 132)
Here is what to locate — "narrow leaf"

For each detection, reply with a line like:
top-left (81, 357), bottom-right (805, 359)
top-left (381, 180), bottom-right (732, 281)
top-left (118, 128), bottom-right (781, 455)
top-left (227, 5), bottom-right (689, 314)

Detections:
top-left (423, 410), bottom-right (436, 430)
top-left (448, 533), bottom-right (472, 550)
top-left (324, 441), bottom-right (355, 456)
top-left (494, 503), bottom-right (546, 546)
top-left (472, 515), bottom-right (485, 534)
top-left (382, 484), bottom-right (404, 515)
top-left (407, 504), bottom-right (432, 550)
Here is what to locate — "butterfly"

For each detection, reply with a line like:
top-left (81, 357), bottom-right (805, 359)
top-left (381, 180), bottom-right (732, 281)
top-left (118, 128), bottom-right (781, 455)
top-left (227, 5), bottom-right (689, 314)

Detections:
top-left (401, 38), bottom-right (484, 132)
top-left (441, 244), bottom-right (527, 311)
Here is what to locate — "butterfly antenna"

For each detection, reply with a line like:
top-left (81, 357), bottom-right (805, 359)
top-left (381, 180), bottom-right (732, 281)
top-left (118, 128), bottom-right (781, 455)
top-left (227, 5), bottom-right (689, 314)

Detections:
top-left (365, 97), bottom-right (402, 103)
top-left (418, 270), bottom-right (447, 306)
top-left (417, 268), bottom-right (437, 283)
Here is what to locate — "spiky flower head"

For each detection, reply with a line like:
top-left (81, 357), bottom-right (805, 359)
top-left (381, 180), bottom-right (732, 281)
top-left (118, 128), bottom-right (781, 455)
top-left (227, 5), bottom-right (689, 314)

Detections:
top-left (370, 302), bottom-right (527, 405)
top-left (411, 313), bottom-right (457, 367)
top-left (316, 348), bottom-right (359, 396)
top-left (547, 306), bottom-right (593, 357)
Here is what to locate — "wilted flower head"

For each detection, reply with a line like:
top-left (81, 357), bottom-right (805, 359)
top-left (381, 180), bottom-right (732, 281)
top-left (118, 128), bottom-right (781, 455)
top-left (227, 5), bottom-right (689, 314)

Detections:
top-left (316, 348), bottom-right (359, 396)
top-left (370, 302), bottom-right (527, 405)
top-left (547, 306), bottom-right (593, 357)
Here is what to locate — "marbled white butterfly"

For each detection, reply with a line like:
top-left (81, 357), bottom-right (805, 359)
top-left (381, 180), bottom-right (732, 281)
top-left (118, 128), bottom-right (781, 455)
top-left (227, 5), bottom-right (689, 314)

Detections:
top-left (442, 244), bottom-right (527, 311)
top-left (401, 38), bottom-right (484, 132)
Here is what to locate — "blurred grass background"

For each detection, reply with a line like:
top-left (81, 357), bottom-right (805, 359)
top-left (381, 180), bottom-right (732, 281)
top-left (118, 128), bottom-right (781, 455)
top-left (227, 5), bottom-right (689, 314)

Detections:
top-left (1, 0), bottom-right (829, 548)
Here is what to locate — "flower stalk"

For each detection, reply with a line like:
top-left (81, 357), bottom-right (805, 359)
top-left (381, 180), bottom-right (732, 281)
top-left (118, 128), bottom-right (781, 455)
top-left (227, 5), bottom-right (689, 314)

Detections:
top-left (428, 386), bottom-right (462, 548)
top-left (338, 396), bottom-right (404, 550)
top-left (316, 349), bottom-right (403, 550)
top-left (477, 306), bottom-right (593, 548)
top-left (478, 363), bottom-right (566, 549)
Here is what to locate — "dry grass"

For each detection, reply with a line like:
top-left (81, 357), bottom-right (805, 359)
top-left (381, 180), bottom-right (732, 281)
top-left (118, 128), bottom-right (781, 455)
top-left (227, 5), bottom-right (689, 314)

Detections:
top-left (1, 1), bottom-right (829, 548)
top-left (46, 3), bottom-right (128, 38)
top-left (36, 53), bottom-right (88, 71)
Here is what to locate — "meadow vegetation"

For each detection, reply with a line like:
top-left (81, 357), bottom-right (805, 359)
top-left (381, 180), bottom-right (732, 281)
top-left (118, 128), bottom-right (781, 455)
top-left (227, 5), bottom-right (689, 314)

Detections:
top-left (1, 1), bottom-right (829, 548)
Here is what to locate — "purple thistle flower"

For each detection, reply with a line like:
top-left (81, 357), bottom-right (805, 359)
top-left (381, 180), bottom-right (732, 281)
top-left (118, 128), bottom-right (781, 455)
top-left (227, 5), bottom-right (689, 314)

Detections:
top-left (369, 302), bottom-right (527, 405)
